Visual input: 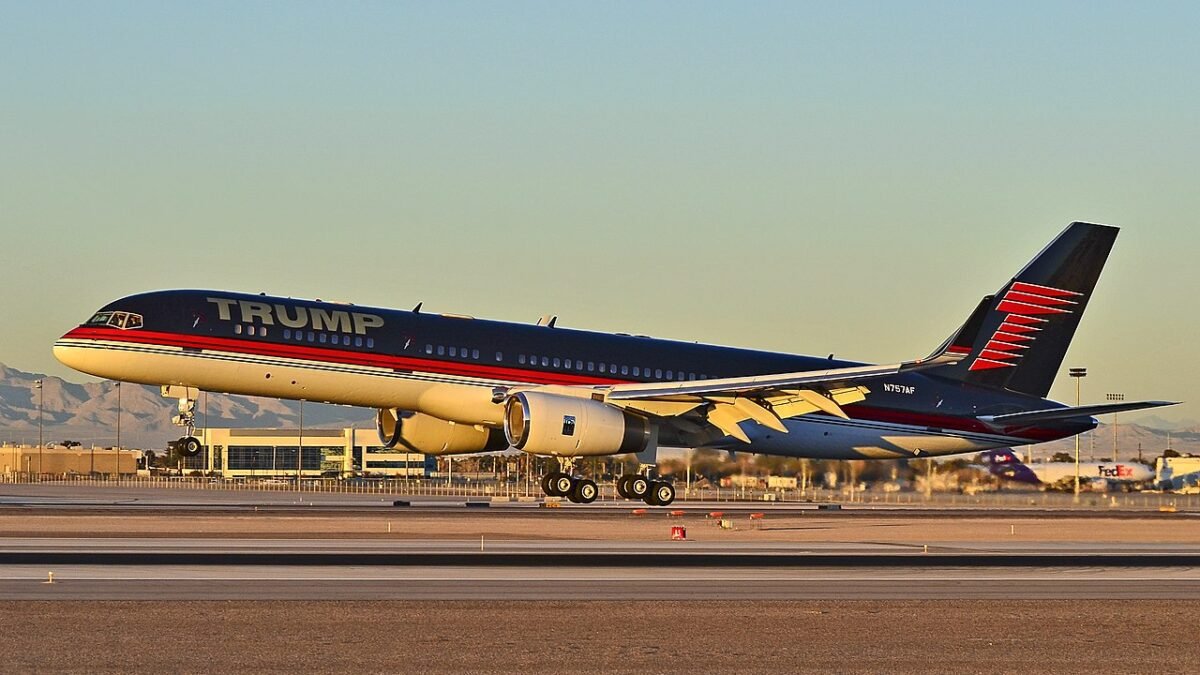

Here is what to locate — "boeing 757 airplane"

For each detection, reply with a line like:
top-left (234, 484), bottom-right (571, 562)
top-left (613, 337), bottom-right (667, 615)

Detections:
top-left (53, 222), bottom-right (1176, 505)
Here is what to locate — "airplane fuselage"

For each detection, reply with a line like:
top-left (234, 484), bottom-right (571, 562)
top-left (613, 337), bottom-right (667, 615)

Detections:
top-left (54, 289), bottom-right (1093, 460)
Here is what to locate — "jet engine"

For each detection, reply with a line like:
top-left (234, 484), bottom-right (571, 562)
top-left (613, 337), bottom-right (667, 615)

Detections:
top-left (376, 408), bottom-right (508, 455)
top-left (504, 391), bottom-right (651, 456)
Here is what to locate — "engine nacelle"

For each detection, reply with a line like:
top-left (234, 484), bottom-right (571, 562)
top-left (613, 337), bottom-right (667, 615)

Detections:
top-left (376, 408), bottom-right (508, 456)
top-left (504, 391), bottom-right (651, 457)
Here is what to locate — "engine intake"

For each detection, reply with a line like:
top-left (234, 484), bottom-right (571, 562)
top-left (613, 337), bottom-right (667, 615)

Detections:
top-left (504, 391), bottom-right (651, 456)
top-left (376, 409), bottom-right (508, 455)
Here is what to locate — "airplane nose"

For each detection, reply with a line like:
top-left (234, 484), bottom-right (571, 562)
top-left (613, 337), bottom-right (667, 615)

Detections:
top-left (53, 341), bottom-right (81, 370)
top-left (53, 328), bottom-right (90, 373)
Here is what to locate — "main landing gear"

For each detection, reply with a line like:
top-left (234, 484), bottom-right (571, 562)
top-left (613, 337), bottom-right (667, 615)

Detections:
top-left (617, 472), bottom-right (676, 507)
top-left (540, 459), bottom-right (599, 504)
top-left (163, 387), bottom-right (202, 457)
top-left (536, 459), bottom-right (676, 506)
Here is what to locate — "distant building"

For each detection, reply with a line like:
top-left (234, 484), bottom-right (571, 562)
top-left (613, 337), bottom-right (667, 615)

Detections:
top-left (1156, 456), bottom-right (1200, 491)
top-left (1, 446), bottom-right (142, 477)
top-left (180, 428), bottom-right (434, 479)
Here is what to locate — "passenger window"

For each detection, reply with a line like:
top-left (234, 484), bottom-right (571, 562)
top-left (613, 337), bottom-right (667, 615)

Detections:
top-left (261, 327), bottom-right (268, 338)
top-left (319, 333), bottom-right (327, 343)
top-left (541, 356), bottom-right (549, 367)
top-left (496, 351), bottom-right (503, 361)
top-left (655, 369), bottom-right (662, 378)
top-left (633, 367), bottom-right (640, 377)
top-left (621, 365), bottom-right (628, 375)
top-left (449, 347), bottom-right (457, 357)
top-left (356, 337), bottom-right (363, 347)
top-left (666, 370), bottom-right (673, 379)
top-left (437, 345), bottom-right (445, 356)
top-left (284, 329), bottom-right (291, 340)
top-left (235, 324), bottom-right (243, 335)
top-left (425, 344), bottom-right (433, 354)
top-left (552, 358), bottom-right (561, 368)
top-left (367, 338), bottom-right (374, 348)
top-left (689, 373), bottom-right (696, 380)
top-left (587, 362), bottom-right (594, 372)
top-left (575, 360), bottom-right (583, 370)
top-left (519, 355), bottom-right (526, 364)
top-left (472, 349), bottom-right (480, 359)
top-left (609, 364), bottom-right (617, 374)
top-left (461, 347), bottom-right (468, 358)
top-left (307, 332), bottom-right (315, 342)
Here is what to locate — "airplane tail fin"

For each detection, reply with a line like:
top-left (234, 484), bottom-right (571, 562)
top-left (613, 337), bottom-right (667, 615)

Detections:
top-left (980, 448), bottom-right (1041, 484)
top-left (927, 222), bottom-right (1119, 398)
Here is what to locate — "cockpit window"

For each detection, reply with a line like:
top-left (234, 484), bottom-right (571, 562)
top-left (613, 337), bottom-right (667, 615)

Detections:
top-left (85, 311), bottom-right (144, 330)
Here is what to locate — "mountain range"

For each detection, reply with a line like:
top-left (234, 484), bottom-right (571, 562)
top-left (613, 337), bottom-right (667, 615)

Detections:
top-left (0, 362), bottom-right (1194, 459)
top-left (0, 362), bottom-right (371, 449)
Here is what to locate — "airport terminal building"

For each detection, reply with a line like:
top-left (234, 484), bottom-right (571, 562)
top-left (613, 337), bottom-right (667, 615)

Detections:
top-left (180, 428), bottom-right (434, 479)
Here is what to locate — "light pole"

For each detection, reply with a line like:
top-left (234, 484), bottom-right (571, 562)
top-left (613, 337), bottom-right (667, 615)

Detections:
top-left (114, 381), bottom-right (122, 478)
top-left (34, 379), bottom-right (43, 479)
top-left (296, 399), bottom-right (304, 491)
top-left (1106, 393), bottom-right (1124, 462)
top-left (1069, 368), bottom-right (1087, 502)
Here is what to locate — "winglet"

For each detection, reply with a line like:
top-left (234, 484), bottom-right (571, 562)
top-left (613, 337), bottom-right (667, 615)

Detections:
top-left (906, 294), bottom-right (994, 372)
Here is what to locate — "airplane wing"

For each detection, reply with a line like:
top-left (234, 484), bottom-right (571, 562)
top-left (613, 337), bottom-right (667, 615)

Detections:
top-left (598, 351), bottom-right (966, 444)
top-left (592, 296), bottom-right (989, 443)
top-left (978, 400), bottom-right (1180, 428)
top-left (606, 352), bottom-right (960, 402)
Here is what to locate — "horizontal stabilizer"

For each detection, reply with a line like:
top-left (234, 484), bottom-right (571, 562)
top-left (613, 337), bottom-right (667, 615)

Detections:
top-left (978, 400), bottom-right (1180, 427)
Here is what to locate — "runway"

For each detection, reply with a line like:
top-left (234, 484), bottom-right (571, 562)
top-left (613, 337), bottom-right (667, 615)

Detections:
top-left (3, 537), bottom-right (1200, 600)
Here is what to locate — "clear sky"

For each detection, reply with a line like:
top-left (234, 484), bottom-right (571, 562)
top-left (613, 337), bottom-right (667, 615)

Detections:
top-left (2, 1), bottom-right (1196, 419)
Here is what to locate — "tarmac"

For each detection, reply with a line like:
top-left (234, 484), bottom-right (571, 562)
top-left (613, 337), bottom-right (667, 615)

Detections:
top-left (2, 483), bottom-right (1199, 602)
top-left (4, 483), bottom-right (1200, 672)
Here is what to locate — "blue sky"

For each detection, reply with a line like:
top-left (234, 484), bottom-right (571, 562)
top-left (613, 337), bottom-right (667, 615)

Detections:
top-left (2, 1), bottom-right (1196, 418)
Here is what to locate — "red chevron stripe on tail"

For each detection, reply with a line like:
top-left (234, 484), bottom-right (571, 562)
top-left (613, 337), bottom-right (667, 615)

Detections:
top-left (969, 357), bottom-right (1017, 371)
top-left (1011, 281), bottom-right (1083, 298)
top-left (995, 299), bottom-right (1072, 315)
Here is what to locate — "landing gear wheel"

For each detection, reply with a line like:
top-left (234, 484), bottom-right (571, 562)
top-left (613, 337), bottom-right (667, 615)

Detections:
top-left (571, 478), bottom-right (598, 504)
top-left (179, 436), bottom-right (202, 457)
top-left (628, 475), bottom-right (650, 500)
top-left (540, 473), bottom-right (554, 495)
top-left (616, 475), bottom-right (632, 499)
top-left (645, 481), bottom-right (675, 507)
top-left (544, 472), bottom-right (574, 497)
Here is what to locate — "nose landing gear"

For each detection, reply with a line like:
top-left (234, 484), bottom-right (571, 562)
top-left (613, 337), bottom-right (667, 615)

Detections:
top-left (162, 386), bottom-right (202, 457)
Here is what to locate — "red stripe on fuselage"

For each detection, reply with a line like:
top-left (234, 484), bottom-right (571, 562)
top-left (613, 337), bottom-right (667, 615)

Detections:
top-left (60, 326), bottom-right (627, 387)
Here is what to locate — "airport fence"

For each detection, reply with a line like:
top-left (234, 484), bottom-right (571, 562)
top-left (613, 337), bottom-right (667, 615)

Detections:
top-left (3, 473), bottom-right (1200, 510)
